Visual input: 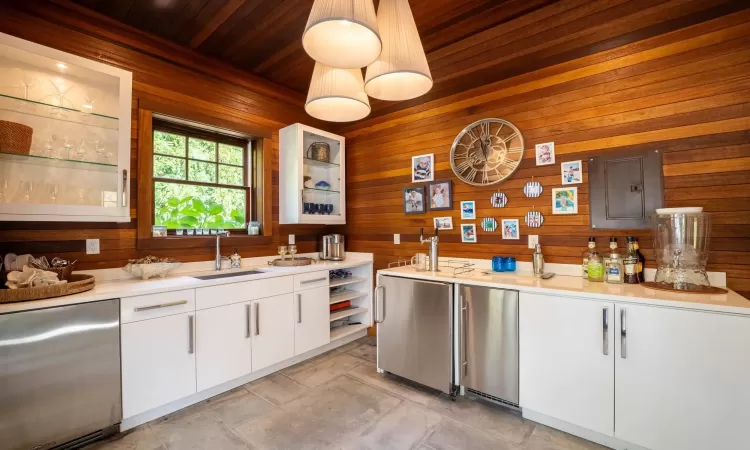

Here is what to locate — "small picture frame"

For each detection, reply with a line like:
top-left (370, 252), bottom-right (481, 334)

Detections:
top-left (491, 192), bottom-right (507, 208)
top-left (403, 186), bottom-right (426, 214)
top-left (552, 187), bottom-right (579, 215)
top-left (434, 216), bottom-right (453, 230)
top-left (535, 142), bottom-right (555, 166)
top-left (461, 224), bottom-right (477, 243)
top-left (427, 180), bottom-right (453, 211)
top-left (501, 219), bottom-right (520, 240)
top-left (561, 160), bottom-right (583, 185)
top-left (460, 200), bottom-right (476, 220)
top-left (411, 153), bottom-right (434, 182)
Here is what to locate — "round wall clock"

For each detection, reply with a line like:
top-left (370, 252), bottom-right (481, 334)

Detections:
top-left (450, 118), bottom-right (525, 186)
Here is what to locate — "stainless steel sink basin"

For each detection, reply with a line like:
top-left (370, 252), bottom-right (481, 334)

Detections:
top-left (191, 270), bottom-right (264, 280)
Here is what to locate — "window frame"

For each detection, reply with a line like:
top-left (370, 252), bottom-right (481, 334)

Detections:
top-left (152, 120), bottom-right (251, 231)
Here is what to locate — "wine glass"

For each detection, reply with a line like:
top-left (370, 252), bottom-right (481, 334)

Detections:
top-left (0, 178), bottom-right (8, 203)
top-left (278, 245), bottom-right (288, 261)
top-left (325, 204), bottom-right (334, 215)
top-left (288, 245), bottom-right (297, 261)
top-left (16, 180), bottom-right (33, 203)
top-left (76, 138), bottom-right (88, 161)
top-left (44, 183), bottom-right (59, 204)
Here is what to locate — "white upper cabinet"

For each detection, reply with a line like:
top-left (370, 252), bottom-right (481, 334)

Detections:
top-left (0, 32), bottom-right (132, 222)
top-left (519, 292), bottom-right (615, 437)
top-left (614, 304), bottom-right (750, 450)
top-left (279, 123), bottom-right (345, 225)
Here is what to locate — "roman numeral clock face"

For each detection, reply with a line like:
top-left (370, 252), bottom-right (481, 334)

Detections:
top-left (450, 119), bottom-right (525, 186)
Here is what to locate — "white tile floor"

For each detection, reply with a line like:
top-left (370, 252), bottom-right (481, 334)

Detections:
top-left (88, 336), bottom-right (607, 450)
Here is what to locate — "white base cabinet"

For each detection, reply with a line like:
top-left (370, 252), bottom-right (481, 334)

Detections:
top-left (196, 302), bottom-right (252, 392)
top-left (121, 312), bottom-right (196, 418)
top-left (252, 293), bottom-right (295, 371)
top-left (614, 304), bottom-right (750, 450)
top-left (295, 286), bottom-right (331, 355)
top-left (520, 292), bottom-right (615, 437)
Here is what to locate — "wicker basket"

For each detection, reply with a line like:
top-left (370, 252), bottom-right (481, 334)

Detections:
top-left (0, 121), bottom-right (33, 155)
top-left (268, 257), bottom-right (315, 267)
top-left (0, 274), bottom-right (95, 303)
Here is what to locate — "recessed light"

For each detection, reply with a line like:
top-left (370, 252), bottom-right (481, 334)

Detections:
top-left (56, 63), bottom-right (67, 70)
top-left (83, 104), bottom-right (93, 110)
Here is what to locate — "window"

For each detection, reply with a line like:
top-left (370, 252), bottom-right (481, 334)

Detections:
top-left (152, 122), bottom-right (251, 230)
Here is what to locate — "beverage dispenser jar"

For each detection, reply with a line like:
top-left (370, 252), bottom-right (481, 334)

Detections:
top-left (650, 210), bottom-right (712, 291)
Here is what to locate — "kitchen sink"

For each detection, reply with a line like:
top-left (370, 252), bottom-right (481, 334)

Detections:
top-left (191, 270), bottom-right (265, 280)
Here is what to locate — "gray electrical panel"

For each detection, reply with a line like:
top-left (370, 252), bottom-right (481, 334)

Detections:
top-left (588, 149), bottom-right (663, 230)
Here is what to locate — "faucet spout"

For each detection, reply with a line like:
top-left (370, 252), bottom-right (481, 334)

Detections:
top-left (215, 231), bottom-right (230, 271)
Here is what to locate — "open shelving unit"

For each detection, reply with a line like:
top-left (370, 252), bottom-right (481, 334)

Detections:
top-left (328, 264), bottom-right (372, 341)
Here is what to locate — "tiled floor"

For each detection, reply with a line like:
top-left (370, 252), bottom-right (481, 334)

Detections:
top-left (88, 336), bottom-right (607, 450)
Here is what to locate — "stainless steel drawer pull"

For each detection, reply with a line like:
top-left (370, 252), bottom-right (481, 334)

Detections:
top-left (188, 315), bottom-right (194, 355)
top-left (134, 300), bottom-right (188, 312)
top-left (461, 295), bottom-right (468, 376)
top-left (255, 302), bottom-right (260, 336)
top-left (374, 285), bottom-right (385, 323)
top-left (122, 169), bottom-right (128, 207)
top-left (297, 294), bottom-right (302, 324)
top-left (620, 308), bottom-right (627, 359)
top-left (300, 277), bottom-right (327, 285)
top-left (245, 304), bottom-right (251, 339)
top-left (602, 307), bottom-right (609, 356)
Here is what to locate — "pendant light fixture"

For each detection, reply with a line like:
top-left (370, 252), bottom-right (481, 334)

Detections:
top-left (364, 0), bottom-right (432, 101)
top-left (305, 62), bottom-right (371, 122)
top-left (303, 0), bottom-right (381, 69)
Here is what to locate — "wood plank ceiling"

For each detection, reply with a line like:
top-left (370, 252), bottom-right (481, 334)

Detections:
top-left (69, 0), bottom-right (557, 117)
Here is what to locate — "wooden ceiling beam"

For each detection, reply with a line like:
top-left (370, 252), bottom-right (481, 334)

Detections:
top-left (188, 0), bottom-right (248, 49)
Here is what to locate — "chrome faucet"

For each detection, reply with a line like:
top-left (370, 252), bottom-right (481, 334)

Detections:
top-left (215, 231), bottom-right (230, 271)
top-left (419, 227), bottom-right (439, 272)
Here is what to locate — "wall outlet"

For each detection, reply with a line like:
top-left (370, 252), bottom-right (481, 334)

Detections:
top-left (394, 234), bottom-right (400, 245)
top-left (86, 239), bottom-right (100, 255)
top-left (288, 234), bottom-right (295, 245)
top-left (528, 235), bottom-right (539, 249)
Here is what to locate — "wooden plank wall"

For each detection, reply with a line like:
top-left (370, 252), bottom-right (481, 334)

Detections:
top-left (0, 2), bottom-right (334, 270)
top-left (340, 4), bottom-right (750, 298)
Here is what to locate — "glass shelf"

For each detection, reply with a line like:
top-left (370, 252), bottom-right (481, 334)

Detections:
top-left (303, 157), bottom-right (339, 168)
top-left (303, 187), bottom-right (340, 194)
top-left (0, 150), bottom-right (118, 173)
top-left (0, 94), bottom-right (118, 131)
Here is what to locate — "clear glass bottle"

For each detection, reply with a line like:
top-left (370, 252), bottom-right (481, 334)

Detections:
top-left (606, 237), bottom-right (624, 284)
top-left (624, 238), bottom-right (640, 284)
top-left (587, 252), bottom-right (605, 282)
top-left (582, 237), bottom-right (596, 278)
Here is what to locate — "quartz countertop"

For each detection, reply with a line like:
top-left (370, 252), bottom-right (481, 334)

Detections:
top-left (378, 265), bottom-right (750, 316)
top-left (0, 254), bottom-right (373, 315)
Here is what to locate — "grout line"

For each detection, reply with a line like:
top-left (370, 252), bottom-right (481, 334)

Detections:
top-left (145, 423), bottom-right (169, 450)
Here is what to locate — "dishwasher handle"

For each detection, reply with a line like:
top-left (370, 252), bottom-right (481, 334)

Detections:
top-left (374, 284), bottom-right (385, 323)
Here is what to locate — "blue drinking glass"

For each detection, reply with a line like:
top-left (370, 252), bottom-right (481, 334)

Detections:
top-left (325, 204), bottom-right (334, 215)
top-left (502, 257), bottom-right (516, 272)
top-left (303, 203), bottom-right (311, 214)
top-left (492, 256), bottom-right (504, 272)
top-left (317, 203), bottom-right (325, 214)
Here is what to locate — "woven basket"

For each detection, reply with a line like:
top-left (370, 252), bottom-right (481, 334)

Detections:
top-left (0, 274), bottom-right (95, 304)
top-left (0, 121), bottom-right (33, 155)
top-left (268, 257), bottom-right (315, 267)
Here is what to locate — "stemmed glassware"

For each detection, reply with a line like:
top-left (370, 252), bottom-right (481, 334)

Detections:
top-left (0, 178), bottom-right (8, 203)
top-left (44, 183), bottom-right (59, 204)
top-left (288, 245), bottom-right (297, 260)
top-left (278, 245), bottom-right (288, 261)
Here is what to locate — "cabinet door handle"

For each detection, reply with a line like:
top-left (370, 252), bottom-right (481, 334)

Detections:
top-left (301, 277), bottom-right (327, 285)
top-left (245, 304), bottom-right (251, 339)
top-left (122, 169), bottom-right (128, 207)
top-left (297, 294), bottom-right (302, 324)
top-left (602, 307), bottom-right (609, 356)
top-left (134, 300), bottom-right (187, 312)
top-left (620, 308), bottom-right (627, 359)
top-left (255, 302), bottom-right (260, 336)
top-left (461, 295), bottom-right (468, 377)
top-left (374, 285), bottom-right (385, 323)
top-left (188, 315), bottom-right (194, 355)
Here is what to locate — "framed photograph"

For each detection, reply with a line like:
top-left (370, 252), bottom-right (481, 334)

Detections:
top-left (403, 186), bottom-right (426, 214)
top-left (501, 219), bottom-right (520, 240)
top-left (535, 142), bottom-right (555, 166)
top-left (461, 224), bottom-right (477, 243)
top-left (411, 153), bottom-right (434, 182)
top-left (552, 187), bottom-right (579, 214)
top-left (460, 200), bottom-right (476, 220)
top-left (434, 216), bottom-right (453, 230)
top-left (561, 160), bottom-right (583, 185)
top-left (427, 180), bottom-right (452, 211)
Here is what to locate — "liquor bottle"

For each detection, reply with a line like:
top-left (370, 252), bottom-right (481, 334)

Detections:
top-left (587, 252), bottom-right (604, 282)
top-left (623, 238), bottom-right (639, 284)
top-left (582, 237), bottom-right (596, 279)
top-left (606, 237), bottom-right (624, 284)
top-left (632, 236), bottom-right (646, 282)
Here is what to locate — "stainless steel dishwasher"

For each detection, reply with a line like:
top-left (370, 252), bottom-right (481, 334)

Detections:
top-left (0, 299), bottom-right (122, 450)
top-left (458, 284), bottom-right (519, 407)
top-left (375, 275), bottom-right (453, 394)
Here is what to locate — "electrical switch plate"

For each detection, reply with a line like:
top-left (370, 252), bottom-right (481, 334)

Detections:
top-left (528, 235), bottom-right (539, 249)
top-left (394, 234), bottom-right (400, 245)
top-left (86, 239), bottom-right (100, 255)
top-left (288, 234), bottom-right (295, 245)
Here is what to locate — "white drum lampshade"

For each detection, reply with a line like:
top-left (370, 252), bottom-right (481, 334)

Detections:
top-left (303, 0), bottom-right (381, 69)
top-left (365, 0), bottom-right (432, 101)
top-left (305, 62), bottom-right (371, 122)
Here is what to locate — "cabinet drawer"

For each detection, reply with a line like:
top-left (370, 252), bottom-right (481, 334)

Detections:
top-left (293, 271), bottom-right (329, 291)
top-left (195, 276), bottom-right (294, 310)
top-left (121, 289), bottom-right (196, 323)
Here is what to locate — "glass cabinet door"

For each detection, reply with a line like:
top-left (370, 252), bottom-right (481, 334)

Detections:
top-left (300, 129), bottom-right (343, 222)
top-left (0, 33), bottom-right (131, 221)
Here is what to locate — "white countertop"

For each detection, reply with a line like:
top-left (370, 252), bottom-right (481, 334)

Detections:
top-left (0, 254), bottom-right (373, 315)
top-left (378, 266), bottom-right (750, 316)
